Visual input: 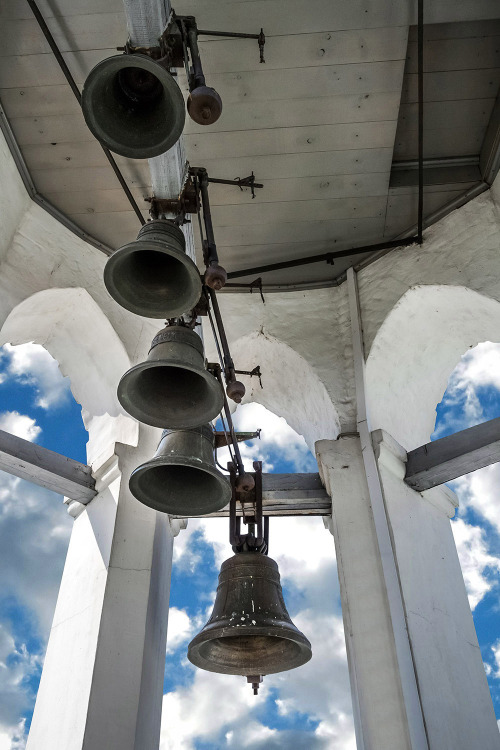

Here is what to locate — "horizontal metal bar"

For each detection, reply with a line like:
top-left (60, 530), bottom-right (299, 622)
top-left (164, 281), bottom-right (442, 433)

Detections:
top-left (197, 29), bottom-right (261, 40)
top-left (226, 237), bottom-right (418, 280)
top-left (0, 429), bottom-right (96, 504)
top-left (171, 472), bottom-right (331, 518)
top-left (405, 417), bottom-right (500, 491)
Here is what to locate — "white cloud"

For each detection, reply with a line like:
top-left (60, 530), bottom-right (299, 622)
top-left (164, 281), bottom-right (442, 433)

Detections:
top-left (0, 411), bottom-right (41, 442)
top-left (451, 518), bottom-right (500, 610)
top-left (490, 639), bottom-right (500, 679)
top-left (0, 472), bottom-right (72, 634)
top-left (166, 608), bottom-right (201, 655)
top-left (0, 622), bottom-right (39, 749)
top-left (1, 343), bottom-right (71, 410)
top-left (453, 465), bottom-right (500, 537)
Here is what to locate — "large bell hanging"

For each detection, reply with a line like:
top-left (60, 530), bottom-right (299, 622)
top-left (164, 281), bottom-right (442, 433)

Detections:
top-left (104, 220), bottom-right (202, 318)
top-left (129, 423), bottom-right (231, 515)
top-left (188, 552), bottom-right (312, 678)
top-left (82, 54), bottom-right (185, 159)
top-left (118, 325), bottom-right (223, 429)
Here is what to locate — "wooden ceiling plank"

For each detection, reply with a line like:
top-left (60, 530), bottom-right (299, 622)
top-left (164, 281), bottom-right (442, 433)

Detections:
top-left (0, 48), bottom-right (117, 88)
top-left (197, 27), bottom-right (408, 74)
top-left (1, 85), bottom-right (81, 118)
top-left (200, 60), bottom-right (407, 105)
top-left (0, 13), bottom-right (127, 57)
top-left (193, 216), bottom-right (385, 247)
top-left (184, 91), bottom-right (402, 134)
top-left (397, 99), bottom-right (496, 131)
top-left (394, 125), bottom-right (486, 160)
top-left (31, 164), bottom-right (151, 192)
top-left (21, 140), bottom-right (137, 170)
top-left (408, 19), bottom-right (500, 41)
top-left (402, 69), bottom-right (500, 103)
top-left (185, 120), bottom-right (398, 161)
top-left (383, 190), bottom-right (467, 236)
top-left (43, 188), bottom-right (149, 215)
top-left (10, 114), bottom-right (94, 145)
top-left (188, 148), bottom-right (395, 181)
top-left (1, 0), bottom-right (124, 21)
top-left (209, 196), bottom-right (387, 227)
top-left (196, 172), bottom-right (391, 205)
top-left (405, 36), bottom-right (500, 75)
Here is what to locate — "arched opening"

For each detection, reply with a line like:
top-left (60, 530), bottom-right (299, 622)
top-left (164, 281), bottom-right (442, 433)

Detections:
top-left (162, 403), bottom-right (354, 750)
top-left (0, 341), bottom-right (88, 747)
top-left (432, 342), bottom-right (500, 722)
top-left (0, 288), bottom-right (138, 747)
top-left (365, 284), bottom-right (500, 450)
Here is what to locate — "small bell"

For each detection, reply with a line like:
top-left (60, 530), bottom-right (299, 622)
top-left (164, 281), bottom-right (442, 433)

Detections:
top-left (82, 54), bottom-right (186, 159)
top-left (130, 423), bottom-right (231, 515)
top-left (118, 325), bottom-right (223, 429)
top-left (104, 220), bottom-right (202, 319)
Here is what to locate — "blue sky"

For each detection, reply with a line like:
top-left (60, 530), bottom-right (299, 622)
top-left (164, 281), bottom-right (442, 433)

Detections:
top-left (0, 341), bottom-right (499, 748)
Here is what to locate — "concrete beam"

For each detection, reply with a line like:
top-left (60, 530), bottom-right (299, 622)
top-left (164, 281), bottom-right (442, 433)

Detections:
top-left (405, 417), bottom-right (500, 491)
top-left (0, 429), bottom-right (96, 504)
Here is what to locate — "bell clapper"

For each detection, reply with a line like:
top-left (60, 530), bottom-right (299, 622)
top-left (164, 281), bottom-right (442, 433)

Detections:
top-left (247, 675), bottom-right (263, 695)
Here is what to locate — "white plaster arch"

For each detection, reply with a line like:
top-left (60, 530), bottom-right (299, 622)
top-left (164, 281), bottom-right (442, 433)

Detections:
top-left (365, 284), bottom-right (500, 451)
top-left (230, 330), bottom-right (340, 450)
top-left (0, 287), bottom-right (138, 462)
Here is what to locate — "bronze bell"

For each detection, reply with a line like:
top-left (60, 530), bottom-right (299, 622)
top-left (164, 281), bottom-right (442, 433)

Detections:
top-left (129, 423), bottom-right (231, 515)
top-left (188, 552), bottom-right (312, 688)
top-left (104, 220), bottom-right (202, 319)
top-left (187, 85), bottom-right (223, 125)
top-left (118, 325), bottom-right (224, 429)
top-left (82, 54), bottom-right (185, 159)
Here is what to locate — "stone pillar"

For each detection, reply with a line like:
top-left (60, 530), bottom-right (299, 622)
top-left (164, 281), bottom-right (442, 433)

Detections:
top-left (26, 426), bottom-right (182, 750)
top-left (317, 432), bottom-right (500, 750)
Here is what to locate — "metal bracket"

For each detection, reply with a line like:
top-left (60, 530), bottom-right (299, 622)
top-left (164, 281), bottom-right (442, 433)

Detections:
top-left (234, 365), bottom-right (263, 389)
top-left (229, 461), bottom-right (269, 553)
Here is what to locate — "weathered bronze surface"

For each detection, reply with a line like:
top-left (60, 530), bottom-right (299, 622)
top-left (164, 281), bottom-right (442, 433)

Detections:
top-left (104, 220), bottom-right (202, 319)
top-left (187, 85), bottom-right (223, 125)
top-left (188, 552), bottom-right (312, 676)
top-left (129, 423), bottom-right (231, 515)
top-left (82, 53), bottom-right (185, 159)
top-left (118, 325), bottom-right (223, 429)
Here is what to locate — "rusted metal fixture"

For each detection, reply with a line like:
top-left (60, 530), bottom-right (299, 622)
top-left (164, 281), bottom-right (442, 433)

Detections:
top-left (226, 379), bottom-right (246, 404)
top-left (213, 429), bottom-right (261, 449)
top-left (118, 324), bottom-right (223, 429)
top-left (129, 423), bottom-right (231, 515)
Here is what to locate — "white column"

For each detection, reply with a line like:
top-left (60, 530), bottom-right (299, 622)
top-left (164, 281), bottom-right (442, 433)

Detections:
top-left (27, 426), bottom-right (181, 750)
top-left (317, 435), bottom-right (416, 750)
top-left (317, 432), bottom-right (500, 750)
top-left (373, 429), bottom-right (500, 750)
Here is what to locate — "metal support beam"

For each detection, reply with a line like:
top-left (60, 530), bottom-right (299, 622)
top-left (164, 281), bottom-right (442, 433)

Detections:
top-left (405, 417), bottom-right (500, 492)
top-left (0, 429), bottom-right (96, 504)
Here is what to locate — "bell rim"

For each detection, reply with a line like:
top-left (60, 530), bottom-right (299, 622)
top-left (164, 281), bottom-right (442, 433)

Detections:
top-left (82, 53), bottom-right (186, 159)
top-left (117, 358), bottom-right (224, 429)
top-left (103, 237), bottom-right (202, 319)
top-left (129, 456), bottom-right (231, 515)
top-left (187, 627), bottom-right (312, 676)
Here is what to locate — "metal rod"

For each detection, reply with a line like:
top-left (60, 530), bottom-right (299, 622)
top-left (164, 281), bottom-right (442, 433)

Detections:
top-left (187, 21), bottom-right (206, 89)
top-left (207, 177), bottom-right (264, 189)
top-left (197, 29), bottom-right (261, 40)
top-left (198, 171), bottom-right (219, 264)
top-left (215, 370), bottom-right (245, 475)
top-left (226, 237), bottom-right (418, 280)
top-left (417, 0), bottom-right (424, 244)
top-left (208, 287), bottom-right (234, 375)
top-left (26, 0), bottom-right (145, 226)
